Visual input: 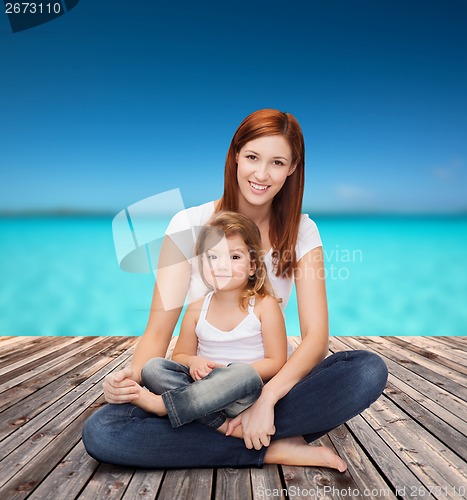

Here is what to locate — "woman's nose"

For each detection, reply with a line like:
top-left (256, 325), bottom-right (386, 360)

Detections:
top-left (254, 162), bottom-right (270, 182)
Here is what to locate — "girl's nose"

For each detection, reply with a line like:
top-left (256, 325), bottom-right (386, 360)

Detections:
top-left (216, 256), bottom-right (230, 271)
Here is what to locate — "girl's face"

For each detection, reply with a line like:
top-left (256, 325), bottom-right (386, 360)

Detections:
top-left (236, 135), bottom-right (296, 209)
top-left (201, 233), bottom-right (255, 292)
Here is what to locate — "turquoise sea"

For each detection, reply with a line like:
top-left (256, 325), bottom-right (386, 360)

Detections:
top-left (1, 215), bottom-right (466, 336)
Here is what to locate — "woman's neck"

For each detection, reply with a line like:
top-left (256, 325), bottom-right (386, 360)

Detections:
top-left (236, 196), bottom-right (272, 228)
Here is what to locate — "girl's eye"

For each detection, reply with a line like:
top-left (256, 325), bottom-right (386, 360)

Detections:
top-left (207, 254), bottom-right (217, 260)
top-left (231, 255), bottom-right (241, 260)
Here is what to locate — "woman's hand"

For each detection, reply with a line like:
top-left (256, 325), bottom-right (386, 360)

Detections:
top-left (102, 367), bottom-right (140, 404)
top-left (226, 394), bottom-right (276, 449)
top-left (189, 357), bottom-right (224, 381)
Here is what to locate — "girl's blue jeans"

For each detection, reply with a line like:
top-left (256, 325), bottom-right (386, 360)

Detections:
top-left (82, 350), bottom-right (388, 469)
top-left (141, 358), bottom-right (263, 429)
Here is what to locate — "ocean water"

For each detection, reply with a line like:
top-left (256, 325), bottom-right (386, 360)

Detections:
top-left (0, 215), bottom-right (466, 336)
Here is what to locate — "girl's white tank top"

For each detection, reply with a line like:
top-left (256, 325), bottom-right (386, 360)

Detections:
top-left (196, 292), bottom-right (264, 365)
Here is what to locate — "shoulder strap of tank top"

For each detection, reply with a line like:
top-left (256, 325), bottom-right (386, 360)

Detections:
top-left (247, 295), bottom-right (256, 314)
top-left (199, 291), bottom-right (214, 321)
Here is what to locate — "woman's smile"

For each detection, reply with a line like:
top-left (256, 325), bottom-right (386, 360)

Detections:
top-left (249, 181), bottom-right (270, 193)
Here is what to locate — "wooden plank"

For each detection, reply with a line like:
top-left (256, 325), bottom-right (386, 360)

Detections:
top-left (215, 468), bottom-right (252, 500)
top-left (28, 441), bottom-right (99, 500)
top-left (77, 463), bottom-right (134, 500)
top-left (384, 337), bottom-right (467, 375)
top-left (346, 337), bottom-right (467, 401)
top-left (362, 397), bottom-right (467, 497)
top-left (386, 372), bottom-right (467, 437)
top-left (0, 337), bottom-right (62, 367)
top-left (329, 337), bottom-right (467, 422)
top-left (0, 337), bottom-right (136, 439)
top-left (0, 345), bottom-right (133, 461)
top-left (360, 336), bottom-right (467, 388)
top-left (325, 424), bottom-right (397, 499)
top-left (385, 379), bottom-right (467, 461)
top-left (425, 337), bottom-right (467, 359)
top-left (120, 469), bottom-right (165, 499)
top-left (0, 336), bottom-right (117, 413)
top-left (0, 337), bottom-right (103, 390)
top-left (408, 337), bottom-right (467, 368)
top-left (0, 336), bottom-right (40, 354)
top-left (345, 415), bottom-right (431, 499)
top-left (0, 400), bottom-right (100, 499)
top-left (0, 336), bottom-right (83, 379)
top-left (251, 465), bottom-right (283, 499)
top-left (281, 436), bottom-right (370, 499)
top-left (156, 469), bottom-right (213, 500)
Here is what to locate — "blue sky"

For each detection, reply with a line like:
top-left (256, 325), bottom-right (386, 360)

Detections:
top-left (1, 0), bottom-right (466, 213)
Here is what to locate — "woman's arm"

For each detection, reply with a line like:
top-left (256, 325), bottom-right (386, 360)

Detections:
top-left (130, 236), bottom-right (192, 381)
top-left (102, 236), bottom-right (191, 402)
top-left (251, 296), bottom-right (288, 382)
top-left (227, 246), bottom-right (329, 448)
top-left (261, 245), bottom-right (329, 403)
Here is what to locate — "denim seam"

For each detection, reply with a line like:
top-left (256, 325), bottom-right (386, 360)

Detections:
top-left (208, 413), bottom-right (226, 429)
top-left (162, 392), bottom-right (182, 428)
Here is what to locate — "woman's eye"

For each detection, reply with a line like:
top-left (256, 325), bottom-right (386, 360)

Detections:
top-left (231, 255), bottom-right (241, 260)
top-left (272, 160), bottom-right (284, 166)
top-left (246, 155), bottom-right (257, 161)
top-left (207, 254), bottom-right (217, 260)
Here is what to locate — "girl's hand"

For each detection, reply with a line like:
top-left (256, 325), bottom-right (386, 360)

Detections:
top-left (226, 394), bottom-right (276, 449)
top-left (189, 357), bottom-right (224, 381)
top-left (102, 367), bottom-right (140, 404)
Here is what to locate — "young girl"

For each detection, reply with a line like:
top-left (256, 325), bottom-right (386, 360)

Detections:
top-left (130, 211), bottom-right (288, 434)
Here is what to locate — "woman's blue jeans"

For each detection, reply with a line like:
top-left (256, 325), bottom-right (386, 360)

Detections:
top-left (141, 358), bottom-right (263, 429)
top-left (82, 350), bottom-right (388, 469)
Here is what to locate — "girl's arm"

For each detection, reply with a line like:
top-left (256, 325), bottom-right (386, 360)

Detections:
top-left (172, 300), bottom-right (224, 380)
top-left (227, 246), bottom-right (328, 448)
top-left (251, 296), bottom-right (288, 382)
top-left (103, 236), bottom-right (191, 403)
top-left (171, 301), bottom-right (200, 367)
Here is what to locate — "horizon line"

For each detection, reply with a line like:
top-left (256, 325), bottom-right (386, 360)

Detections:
top-left (1, 207), bottom-right (466, 218)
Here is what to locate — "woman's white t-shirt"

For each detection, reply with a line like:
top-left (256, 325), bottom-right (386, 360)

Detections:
top-left (165, 201), bottom-right (322, 310)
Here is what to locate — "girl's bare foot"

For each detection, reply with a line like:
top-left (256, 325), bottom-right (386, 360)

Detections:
top-left (217, 418), bottom-right (243, 438)
top-left (134, 390), bottom-right (168, 416)
top-left (264, 436), bottom-right (347, 472)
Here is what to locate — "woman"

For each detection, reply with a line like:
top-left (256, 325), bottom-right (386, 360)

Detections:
top-left (82, 109), bottom-right (388, 471)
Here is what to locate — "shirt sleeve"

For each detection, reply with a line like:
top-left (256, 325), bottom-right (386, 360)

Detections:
top-left (165, 208), bottom-right (197, 260)
top-left (296, 214), bottom-right (323, 261)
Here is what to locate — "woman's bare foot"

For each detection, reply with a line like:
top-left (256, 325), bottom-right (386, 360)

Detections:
top-left (264, 436), bottom-right (347, 472)
top-left (216, 418), bottom-right (243, 438)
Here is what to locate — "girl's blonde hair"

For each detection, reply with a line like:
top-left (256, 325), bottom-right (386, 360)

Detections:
top-left (195, 211), bottom-right (276, 310)
top-left (217, 109), bottom-right (305, 278)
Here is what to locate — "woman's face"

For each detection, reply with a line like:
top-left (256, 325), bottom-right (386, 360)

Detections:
top-left (236, 135), bottom-right (296, 209)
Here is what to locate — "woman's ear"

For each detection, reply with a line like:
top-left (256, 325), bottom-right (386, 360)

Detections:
top-left (288, 163), bottom-right (297, 176)
top-left (235, 152), bottom-right (239, 163)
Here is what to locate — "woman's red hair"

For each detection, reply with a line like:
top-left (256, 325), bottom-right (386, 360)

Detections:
top-left (217, 109), bottom-right (305, 278)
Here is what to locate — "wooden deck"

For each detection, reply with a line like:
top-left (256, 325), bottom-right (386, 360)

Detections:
top-left (0, 336), bottom-right (465, 499)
